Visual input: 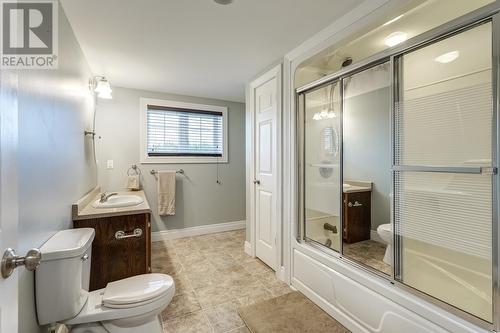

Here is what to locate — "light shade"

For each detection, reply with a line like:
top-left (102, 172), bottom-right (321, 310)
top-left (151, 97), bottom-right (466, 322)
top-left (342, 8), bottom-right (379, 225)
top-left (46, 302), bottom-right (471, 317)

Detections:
top-left (384, 31), bottom-right (408, 47)
top-left (94, 77), bottom-right (112, 99)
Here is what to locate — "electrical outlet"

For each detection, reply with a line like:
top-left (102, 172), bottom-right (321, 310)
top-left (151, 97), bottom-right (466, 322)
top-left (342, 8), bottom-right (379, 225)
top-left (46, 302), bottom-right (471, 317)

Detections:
top-left (106, 160), bottom-right (114, 169)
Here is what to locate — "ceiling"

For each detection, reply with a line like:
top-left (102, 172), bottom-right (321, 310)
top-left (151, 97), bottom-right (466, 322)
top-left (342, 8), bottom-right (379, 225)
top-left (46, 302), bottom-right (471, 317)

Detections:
top-left (60, 0), bottom-right (364, 102)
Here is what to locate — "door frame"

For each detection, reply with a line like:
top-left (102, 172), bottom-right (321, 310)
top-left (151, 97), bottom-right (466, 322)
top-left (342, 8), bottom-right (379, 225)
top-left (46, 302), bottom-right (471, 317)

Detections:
top-left (0, 71), bottom-right (19, 333)
top-left (246, 64), bottom-right (283, 278)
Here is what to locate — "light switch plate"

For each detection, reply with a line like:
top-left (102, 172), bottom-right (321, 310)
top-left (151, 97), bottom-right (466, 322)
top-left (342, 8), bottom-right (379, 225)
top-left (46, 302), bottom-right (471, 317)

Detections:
top-left (106, 160), bottom-right (114, 169)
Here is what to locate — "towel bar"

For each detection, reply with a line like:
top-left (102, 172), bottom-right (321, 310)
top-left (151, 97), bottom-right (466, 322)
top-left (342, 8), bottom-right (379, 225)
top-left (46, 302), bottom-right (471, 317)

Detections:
top-left (150, 169), bottom-right (184, 175)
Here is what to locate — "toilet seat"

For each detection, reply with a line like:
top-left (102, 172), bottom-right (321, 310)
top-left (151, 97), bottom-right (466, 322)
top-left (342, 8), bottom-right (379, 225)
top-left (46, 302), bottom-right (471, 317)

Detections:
top-left (64, 274), bottom-right (175, 326)
top-left (377, 223), bottom-right (392, 241)
top-left (102, 274), bottom-right (173, 308)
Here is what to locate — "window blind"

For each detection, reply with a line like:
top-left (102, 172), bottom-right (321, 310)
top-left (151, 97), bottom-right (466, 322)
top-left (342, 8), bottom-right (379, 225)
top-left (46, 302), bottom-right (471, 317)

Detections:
top-left (147, 105), bottom-right (223, 157)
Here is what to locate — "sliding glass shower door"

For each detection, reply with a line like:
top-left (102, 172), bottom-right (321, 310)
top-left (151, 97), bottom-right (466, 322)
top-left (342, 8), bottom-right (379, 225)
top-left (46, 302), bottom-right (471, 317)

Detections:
top-left (299, 82), bottom-right (342, 252)
top-left (297, 14), bottom-right (498, 326)
top-left (394, 22), bottom-right (494, 322)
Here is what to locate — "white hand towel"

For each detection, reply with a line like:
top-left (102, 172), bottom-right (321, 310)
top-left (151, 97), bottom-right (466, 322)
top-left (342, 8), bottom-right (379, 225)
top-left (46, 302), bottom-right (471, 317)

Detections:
top-left (158, 170), bottom-right (176, 216)
top-left (126, 175), bottom-right (140, 190)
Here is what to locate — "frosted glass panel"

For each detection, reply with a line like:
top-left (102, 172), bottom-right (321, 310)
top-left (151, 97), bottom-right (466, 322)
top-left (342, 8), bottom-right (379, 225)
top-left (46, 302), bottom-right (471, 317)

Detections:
top-left (397, 23), bottom-right (493, 167)
top-left (395, 82), bottom-right (493, 167)
top-left (395, 22), bottom-right (493, 322)
top-left (302, 82), bottom-right (342, 251)
top-left (395, 172), bottom-right (492, 321)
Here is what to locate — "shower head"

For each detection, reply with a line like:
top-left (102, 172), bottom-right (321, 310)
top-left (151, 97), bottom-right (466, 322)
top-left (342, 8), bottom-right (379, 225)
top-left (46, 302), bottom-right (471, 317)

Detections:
top-left (341, 57), bottom-right (353, 68)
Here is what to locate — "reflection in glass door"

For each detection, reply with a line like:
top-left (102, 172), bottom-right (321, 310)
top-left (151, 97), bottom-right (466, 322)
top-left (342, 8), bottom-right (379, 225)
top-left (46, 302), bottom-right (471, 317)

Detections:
top-left (342, 62), bottom-right (392, 276)
top-left (394, 22), bottom-right (494, 322)
top-left (300, 82), bottom-right (342, 252)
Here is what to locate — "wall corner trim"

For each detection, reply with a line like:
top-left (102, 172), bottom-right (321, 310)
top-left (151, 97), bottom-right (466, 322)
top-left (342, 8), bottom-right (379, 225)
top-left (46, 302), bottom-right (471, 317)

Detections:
top-left (151, 220), bottom-right (245, 242)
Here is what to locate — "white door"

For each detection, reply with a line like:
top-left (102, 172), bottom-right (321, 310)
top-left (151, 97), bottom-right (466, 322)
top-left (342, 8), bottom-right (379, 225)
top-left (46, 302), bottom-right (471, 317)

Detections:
top-left (251, 66), bottom-right (281, 270)
top-left (0, 72), bottom-right (19, 333)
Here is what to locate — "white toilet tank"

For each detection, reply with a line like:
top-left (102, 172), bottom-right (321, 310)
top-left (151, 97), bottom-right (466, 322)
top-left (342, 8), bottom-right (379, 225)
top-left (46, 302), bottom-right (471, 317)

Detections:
top-left (36, 228), bottom-right (95, 325)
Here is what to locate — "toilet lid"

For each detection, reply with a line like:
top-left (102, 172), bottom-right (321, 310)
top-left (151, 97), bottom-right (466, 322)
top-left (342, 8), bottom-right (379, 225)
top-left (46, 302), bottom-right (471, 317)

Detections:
top-left (102, 273), bottom-right (174, 307)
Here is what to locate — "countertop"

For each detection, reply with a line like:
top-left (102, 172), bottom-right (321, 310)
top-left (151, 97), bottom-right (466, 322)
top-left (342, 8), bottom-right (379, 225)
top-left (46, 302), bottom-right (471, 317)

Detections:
top-left (343, 180), bottom-right (372, 193)
top-left (72, 187), bottom-right (151, 220)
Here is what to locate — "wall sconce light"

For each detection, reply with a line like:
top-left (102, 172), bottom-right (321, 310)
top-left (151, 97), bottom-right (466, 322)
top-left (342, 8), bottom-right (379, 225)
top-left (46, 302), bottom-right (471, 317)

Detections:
top-left (313, 108), bottom-right (336, 121)
top-left (92, 76), bottom-right (113, 99)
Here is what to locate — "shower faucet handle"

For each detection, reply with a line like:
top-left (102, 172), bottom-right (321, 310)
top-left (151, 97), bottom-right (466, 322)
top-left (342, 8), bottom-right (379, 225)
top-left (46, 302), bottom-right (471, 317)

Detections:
top-left (253, 179), bottom-right (261, 185)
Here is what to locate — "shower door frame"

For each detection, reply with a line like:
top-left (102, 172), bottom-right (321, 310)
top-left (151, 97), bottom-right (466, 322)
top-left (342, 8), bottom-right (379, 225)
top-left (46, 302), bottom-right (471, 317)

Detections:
top-left (297, 78), bottom-right (344, 252)
top-left (296, 2), bottom-right (500, 330)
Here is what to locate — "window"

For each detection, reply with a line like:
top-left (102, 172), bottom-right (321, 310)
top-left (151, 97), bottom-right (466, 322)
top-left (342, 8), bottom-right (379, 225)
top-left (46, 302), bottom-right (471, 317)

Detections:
top-left (140, 98), bottom-right (228, 163)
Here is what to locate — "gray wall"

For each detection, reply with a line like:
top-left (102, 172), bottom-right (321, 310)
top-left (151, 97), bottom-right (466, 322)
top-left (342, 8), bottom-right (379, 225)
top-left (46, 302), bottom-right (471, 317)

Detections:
top-left (17, 5), bottom-right (97, 333)
top-left (343, 87), bottom-right (391, 231)
top-left (95, 87), bottom-right (246, 232)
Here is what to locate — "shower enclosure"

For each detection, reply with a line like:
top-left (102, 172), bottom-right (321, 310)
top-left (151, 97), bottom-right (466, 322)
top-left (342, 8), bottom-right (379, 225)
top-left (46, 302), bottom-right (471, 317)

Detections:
top-left (297, 11), bottom-right (499, 329)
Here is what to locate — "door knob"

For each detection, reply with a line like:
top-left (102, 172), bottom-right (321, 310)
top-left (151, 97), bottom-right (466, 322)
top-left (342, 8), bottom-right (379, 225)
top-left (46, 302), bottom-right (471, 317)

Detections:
top-left (253, 180), bottom-right (261, 185)
top-left (1, 248), bottom-right (42, 279)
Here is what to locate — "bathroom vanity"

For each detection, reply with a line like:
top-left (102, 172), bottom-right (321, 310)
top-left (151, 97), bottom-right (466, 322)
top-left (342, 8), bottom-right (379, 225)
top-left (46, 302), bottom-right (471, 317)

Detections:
top-left (342, 181), bottom-right (372, 244)
top-left (72, 188), bottom-right (152, 291)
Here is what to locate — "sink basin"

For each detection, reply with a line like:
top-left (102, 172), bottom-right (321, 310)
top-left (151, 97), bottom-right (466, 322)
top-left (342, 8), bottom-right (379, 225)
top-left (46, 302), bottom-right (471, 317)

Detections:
top-left (343, 184), bottom-right (352, 189)
top-left (92, 195), bottom-right (144, 209)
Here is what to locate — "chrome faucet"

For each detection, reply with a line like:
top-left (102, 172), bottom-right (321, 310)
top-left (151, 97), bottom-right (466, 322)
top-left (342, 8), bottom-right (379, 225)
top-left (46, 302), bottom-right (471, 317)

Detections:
top-left (99, 192), bottom-right (118, 203)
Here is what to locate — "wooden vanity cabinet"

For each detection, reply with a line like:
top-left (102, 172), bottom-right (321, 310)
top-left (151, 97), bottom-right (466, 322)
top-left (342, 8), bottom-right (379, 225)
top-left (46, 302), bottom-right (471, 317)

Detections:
top-left (73, 213), bottom-right (151, 291)
top-left (342, 191), bottom-right (371, 244)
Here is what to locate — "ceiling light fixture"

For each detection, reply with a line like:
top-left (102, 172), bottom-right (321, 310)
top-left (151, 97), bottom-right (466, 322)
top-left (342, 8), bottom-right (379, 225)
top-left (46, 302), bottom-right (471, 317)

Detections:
top-left (383, 14), bottom-right (404, 26)
top-left (384, 31), bottom-right (408, 47)
top-left (214, 0), bottom-right (233, 4)
top-left (434, 50), bottom-right (460, 64)
top-left (93, 76), bottom-right (112, 99)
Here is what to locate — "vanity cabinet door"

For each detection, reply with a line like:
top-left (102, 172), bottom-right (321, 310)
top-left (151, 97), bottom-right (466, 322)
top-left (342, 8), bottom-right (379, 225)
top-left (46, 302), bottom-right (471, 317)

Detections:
top-left (73, 213), bottom-right (151, 291)
top-left (343, 192), bottom-right (371, 244)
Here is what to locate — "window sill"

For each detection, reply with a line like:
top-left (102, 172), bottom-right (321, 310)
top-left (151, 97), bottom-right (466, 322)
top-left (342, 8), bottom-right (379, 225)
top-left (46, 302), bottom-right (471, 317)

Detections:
top-left (141, 156), bottom-right (228, 164)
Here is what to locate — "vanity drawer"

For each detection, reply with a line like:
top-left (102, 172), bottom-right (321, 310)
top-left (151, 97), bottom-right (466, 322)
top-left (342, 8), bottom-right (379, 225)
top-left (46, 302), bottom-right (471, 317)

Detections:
top-left (73, 213), bottom-right (151, 291)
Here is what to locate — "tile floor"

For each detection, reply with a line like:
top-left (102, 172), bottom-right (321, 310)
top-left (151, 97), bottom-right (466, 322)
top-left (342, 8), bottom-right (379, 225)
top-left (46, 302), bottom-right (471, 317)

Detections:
top-left (151, 229), bottom-right (292, 333)
top-left (343, 239), bottom-right (391, 275)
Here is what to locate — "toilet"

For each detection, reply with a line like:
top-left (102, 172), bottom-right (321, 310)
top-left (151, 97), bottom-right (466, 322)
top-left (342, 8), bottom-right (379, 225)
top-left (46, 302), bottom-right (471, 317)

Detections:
top-left (377, 223), bottom-right (392, 265)
top-left (35, 228), bottom-right (175, 333)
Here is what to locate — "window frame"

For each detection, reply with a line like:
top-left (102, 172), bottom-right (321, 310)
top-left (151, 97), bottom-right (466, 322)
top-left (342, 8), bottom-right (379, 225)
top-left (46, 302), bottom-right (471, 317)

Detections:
top-left (140, 98), bottom-right (228, 164)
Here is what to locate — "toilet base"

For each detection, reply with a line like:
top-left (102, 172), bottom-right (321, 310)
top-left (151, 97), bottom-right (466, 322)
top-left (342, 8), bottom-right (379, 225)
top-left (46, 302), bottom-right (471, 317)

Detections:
top-left (383, 244), bottom-right (392, 265)
top-left (70, 322), bottom-right (108, 333)
top-left (70, 315), bottom-right (163, 333)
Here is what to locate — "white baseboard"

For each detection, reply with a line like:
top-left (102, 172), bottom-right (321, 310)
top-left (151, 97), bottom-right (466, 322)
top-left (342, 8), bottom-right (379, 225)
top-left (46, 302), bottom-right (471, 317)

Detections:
top-left (370, 230), bottom-right (384, 244)
top-left (244, 241), bottom-right (253, 257)
top-left (152, 220), bottom-right (245, 242)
